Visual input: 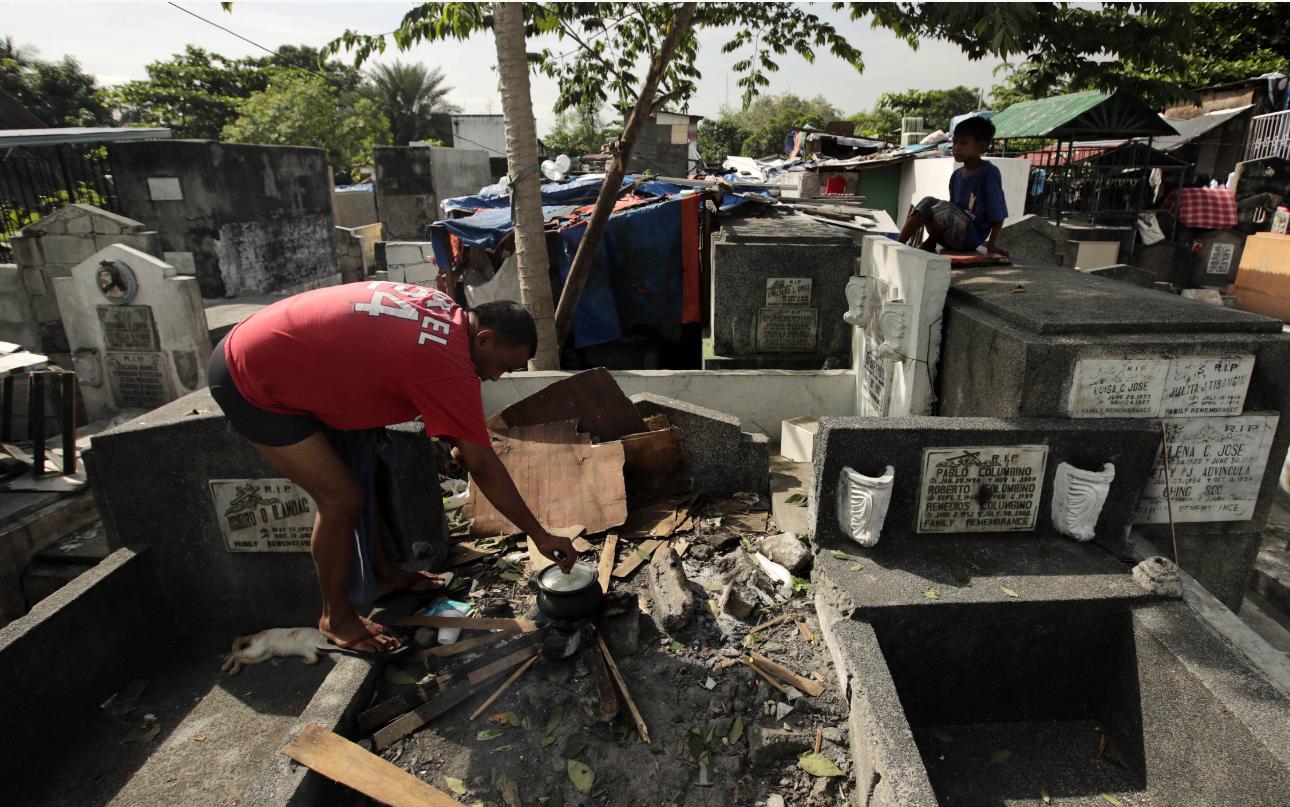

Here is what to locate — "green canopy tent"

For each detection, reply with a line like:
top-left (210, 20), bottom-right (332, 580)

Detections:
top-left (991, 90), bottom-right (1178, 227)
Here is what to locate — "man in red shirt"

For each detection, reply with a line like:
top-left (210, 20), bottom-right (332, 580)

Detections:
top-left (208, 281), bottom-right (576, 656)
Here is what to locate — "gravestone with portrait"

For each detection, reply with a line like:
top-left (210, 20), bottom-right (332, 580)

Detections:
top-left (54, 244), bottom-right (211, 421)
top-left (708, 210), bottom-right (858, 367)
top-left (936, 264), bottom-right (1290, 608)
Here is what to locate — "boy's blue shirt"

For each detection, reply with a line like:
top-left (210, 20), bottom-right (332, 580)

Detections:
top-left (949, 160), bottom-right (1008, 250)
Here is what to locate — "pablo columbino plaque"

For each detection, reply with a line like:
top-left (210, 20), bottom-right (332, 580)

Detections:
top-left (918, 446), bottom-right (1049, 533)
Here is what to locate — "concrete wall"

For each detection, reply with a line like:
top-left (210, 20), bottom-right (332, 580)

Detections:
top-left (373, 146), bottom-right (492, 240)
top-left (331, 189), bottom-right (377, 229)
top-left (0, 548), bottom-right (172, 770)
top-left (482, 369), bottom-right (857, 442)
top-left (109, 140), bottom-right (339, 299)
top-left (8, 204), bottom-right (162, 364)
top-left (633, 116), bottom-right (692, 176)
top-left (451, 114), bottom-right (507, 159)
top-left (0, 263), bottom-right (40, 351)
top-left (896, 156), bottom-right (1031, 228)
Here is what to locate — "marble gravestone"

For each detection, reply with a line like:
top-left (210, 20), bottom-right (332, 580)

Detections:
top-left (850, 236), bottom-right (951, 417)
top-left (938, 265), bottom-right (1290, 608)
top-left (54, 244), bottom-right (211, 421)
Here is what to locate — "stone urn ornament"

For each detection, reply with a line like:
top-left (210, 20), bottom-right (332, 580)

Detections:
top-left (836, 465), bottom-right (895, 547)
top-left (1050, 461), bottom-right (1115, 541)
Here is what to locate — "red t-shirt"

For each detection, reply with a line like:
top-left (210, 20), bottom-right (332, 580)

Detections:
top-left (224, 281), bottom-right (489, 445)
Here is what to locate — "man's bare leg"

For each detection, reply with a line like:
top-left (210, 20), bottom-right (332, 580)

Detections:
top-left (248, 431), bottom-right (398, 652)
top-left (897, 209), bottom-right (925, 245)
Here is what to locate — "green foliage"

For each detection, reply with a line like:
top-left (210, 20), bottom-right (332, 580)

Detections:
top-left (991, 2), bottom-right (1290, 109)
top-left (875, 86), bottom-right (982, 133)
top-left (366, 61), bottom-right (460, 145)
top-left (543, 105), bottom-right (620, 156)
top-left (697, 117), bottom-right (750, 164)
top-left (0, 37), bottom-right (110, 126)
top-left (327, 3), bottom-right (865, 116)
top-left (221, 72), bottom-right (389, 183)
top-left (848, 108), bottom-right (902, 141)
top-left (107, 45), bottom-right (365, 139)
top-left (2, 183), bottom-right (105, 235)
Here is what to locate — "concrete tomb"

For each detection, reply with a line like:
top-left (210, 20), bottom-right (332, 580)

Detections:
top-left (109, 140), bottom-right (340, 299)
top-left (851, 236), bottom-right (951, 417)
top-left (938, 264), bottom-right (1290, 608)
top-left (373, 146), bottom-right (492, 240)
top-left (709, 210), bottom-right (858, 367)
top-left (54, 245), bottom-right (210, 421)
top-left (992, 214), bottom-right (1079, 269)
top-left (8, 204), bottom-right (162, 368)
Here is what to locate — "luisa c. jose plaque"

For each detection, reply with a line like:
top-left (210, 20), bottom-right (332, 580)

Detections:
top-left (1068, 354), bottom-right (1254, 418)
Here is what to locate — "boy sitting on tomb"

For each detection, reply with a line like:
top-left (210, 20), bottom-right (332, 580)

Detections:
top-left (896, 116), bottom-right (1009, 256)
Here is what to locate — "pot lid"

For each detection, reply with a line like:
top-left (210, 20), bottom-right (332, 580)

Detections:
top-left (538, 562), bottom-right (597, 593)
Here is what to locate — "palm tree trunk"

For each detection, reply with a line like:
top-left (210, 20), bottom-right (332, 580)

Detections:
top-left (493, 1), bottom-right (559, 369)
top-left (553, 4), bottom-right (697, 344)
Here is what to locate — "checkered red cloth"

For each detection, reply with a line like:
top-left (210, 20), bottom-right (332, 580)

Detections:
top-left (1162, 188), bottom-right (1238, 229)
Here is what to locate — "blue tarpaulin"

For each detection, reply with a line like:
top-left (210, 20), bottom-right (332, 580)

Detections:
top-left (441, 174), bottom-right (688, 213)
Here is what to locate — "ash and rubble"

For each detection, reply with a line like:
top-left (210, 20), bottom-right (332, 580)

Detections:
top-left (367, 492), bottom-right (851, 807)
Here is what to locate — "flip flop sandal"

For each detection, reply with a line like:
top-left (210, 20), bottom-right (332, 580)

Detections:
top-left (371, 571), bottom-right (456, 606)
top-left (316, 633), bottom-right (410, 660)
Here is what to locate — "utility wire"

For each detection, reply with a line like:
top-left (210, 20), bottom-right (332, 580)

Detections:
top-left (167, 2), bottom-right (279, 57)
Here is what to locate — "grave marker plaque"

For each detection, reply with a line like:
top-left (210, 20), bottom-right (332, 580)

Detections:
top-left (97, 304), bottom-right (160, 352)
top-left (765, 277), bottom-right (812, 307)
top-left (1134, 413), bottom-right (1279, 523)
top-left (756, 308), bottom-right (817, 352)
top-left (1159, 354), bottom-right (1254, 417)
top-left (917, 445), bottom-right (1049, 533)
top-left (105, 352), bottom-right (172, 409)
top-left (209, 478), bottom-right (317, 552)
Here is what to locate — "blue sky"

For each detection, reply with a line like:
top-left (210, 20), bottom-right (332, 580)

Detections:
top-left (2, 1), bottom-right (1007, 131)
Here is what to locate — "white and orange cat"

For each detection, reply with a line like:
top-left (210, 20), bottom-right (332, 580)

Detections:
top-left (221, 628), bottom-right (326, 675)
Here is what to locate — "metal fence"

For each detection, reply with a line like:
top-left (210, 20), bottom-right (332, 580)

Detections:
top-left (0, 144), bottom-right (119, 254)
top-left (1244, 110), bottom-right (1290, 161)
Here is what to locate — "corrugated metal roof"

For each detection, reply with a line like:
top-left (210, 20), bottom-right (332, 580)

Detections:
top-left (991, 90), bottom-right (1177, 140)
top-left (0, 127), bottom-right (171, 147)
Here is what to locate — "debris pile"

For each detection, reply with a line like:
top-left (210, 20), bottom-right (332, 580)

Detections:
top-left (286, 370), bottom-right (853, 806)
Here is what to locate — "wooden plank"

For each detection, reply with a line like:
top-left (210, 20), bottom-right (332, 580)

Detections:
top-left (372, 648), bottom-right (537, 751)
top-left (469, 655), bottom-right (538, 719)
top-left (489, 368), bottom-right (647, 442)
top-left (597, 533), bottom-right (618, 592)
top-left (281, 724), bottom-right (467, 807)
top-left (748, 613), bottom-right (791, 635)
top-left (358, 681), bottom-right (441, 734)
top-left (619, 492), bottom-right (702, 540)
top-left (795, 620), bottom-right (815, 644)
top-left (389, 616), bottom-right (538, 631)
top-left (414, 628), bottom-right (519, 661)
top-left (467, 422), bottom-right (627, 537)
top-left (742, 658), bottom-right (791, 697)
top-left (467, 646), bottom-right (540, 686)
top-left (596, 634), bottom-right (649, 743)
top-left (620, 427), bottom-right (682, 473)
top-left (611, 538), bottom-right (664, 579)
top-left (750, 652), bottom-right (825, 697)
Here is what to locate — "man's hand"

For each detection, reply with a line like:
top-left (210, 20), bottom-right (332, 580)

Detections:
top-left (532, 528), bottom-right (577, 573)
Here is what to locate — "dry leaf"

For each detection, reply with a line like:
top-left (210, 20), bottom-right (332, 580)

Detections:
top-left (1000, 586), bottom-right (1019, 598)
top-left (444, 777), bottom-right (468, 795)
top-left (1041, 787), bottom-right (1052, 805)
top-left (728, 715), bottom-right (744, 745)
top-left (544, 704), bottom-right (564, 734)
top-left (850, 563), bottom-right (864, 571)
top-left (476, 728), bottom-right (504, 741)
top-left (798, 752), bottom-right (844, 777)
top-left (1100, 795), bottom-right (1124, 807)
top-left (567, 759), bottom-right (595, 794)
top-left (989, 749), bottom-right (1011, 764)
top-left (924, 586), bottom-right (940, 600)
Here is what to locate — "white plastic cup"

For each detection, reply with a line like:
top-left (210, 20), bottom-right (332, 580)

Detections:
top-left (436, 609), bottom-right (465, 645)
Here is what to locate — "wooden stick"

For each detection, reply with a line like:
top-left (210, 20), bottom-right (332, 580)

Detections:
top-left (750, 652), bottom-right (825, 697)
top-left (814, 728), bottom-right (823, 754)
top-left (596, 634), bottom-right (650, 743)
top-left (598, 533), bottom-right (618, 592)
top-left (282, 724), bottom-right (467, 807)
top-left (389, 615), bottom-right (538, 631)
top-left (414, 627), bottom-right (519, 661)
top-left (469, 655), bottom-right (538, 719)
top-left (795, 620), bottom-right (815, 644)
top-left (741, 658), bottom-right (791, 697)
top-left (612, 538), bottom-right (664, 578)
top-left (749, 613), bottom-right (791, 635)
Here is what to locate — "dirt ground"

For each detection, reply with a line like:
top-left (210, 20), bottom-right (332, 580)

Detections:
top-left (365, 495), bottom-right (852, 807)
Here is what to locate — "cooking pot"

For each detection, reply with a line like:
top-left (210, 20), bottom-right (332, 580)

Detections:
top-left (535, 562), bottom-right (603, 621)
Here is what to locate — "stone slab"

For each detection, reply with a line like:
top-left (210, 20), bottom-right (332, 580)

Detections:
top-left (949, 265), bottom-right (1282, 335)
top-left (811, 416), bottom-right (1161, 547)
top-left (631, 393), bottom-right (769, 495)
top-left (1066, 354), bottom-right (1255, 418)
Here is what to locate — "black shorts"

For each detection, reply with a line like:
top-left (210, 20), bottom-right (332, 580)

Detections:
top-left (208, 336), bottom-right (322, 447)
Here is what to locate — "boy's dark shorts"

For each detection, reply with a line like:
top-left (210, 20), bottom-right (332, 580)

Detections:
top-left (913, 196), bottom-right (971, 249)
top-left (207, 336), bottom-right (322, 447)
